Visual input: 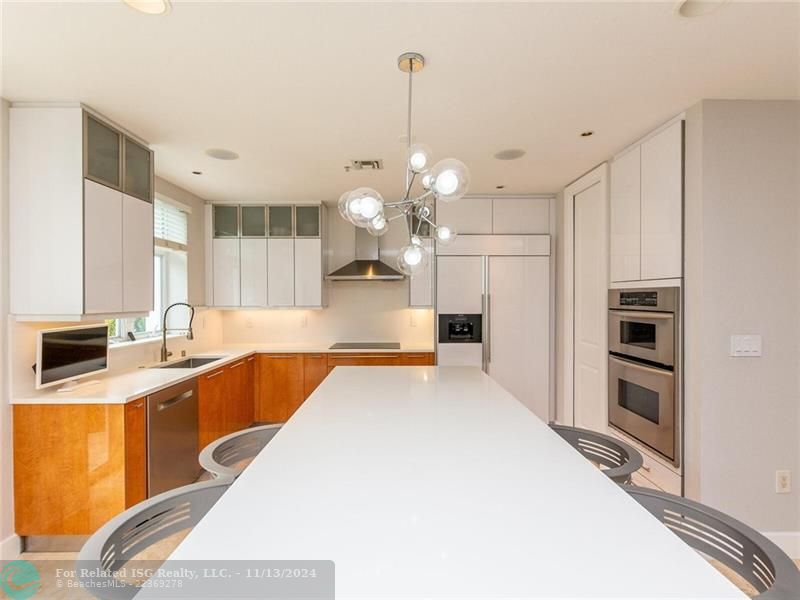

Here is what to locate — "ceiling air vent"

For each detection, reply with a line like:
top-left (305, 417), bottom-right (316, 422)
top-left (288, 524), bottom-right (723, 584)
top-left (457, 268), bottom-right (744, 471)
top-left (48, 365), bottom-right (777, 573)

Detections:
top-left (347, 159), bottom-right (384, 172)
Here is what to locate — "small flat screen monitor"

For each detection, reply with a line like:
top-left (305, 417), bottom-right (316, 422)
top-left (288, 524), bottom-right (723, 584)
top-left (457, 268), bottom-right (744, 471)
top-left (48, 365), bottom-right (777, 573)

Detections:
top-left (36, 324), bottom-right (109, 390)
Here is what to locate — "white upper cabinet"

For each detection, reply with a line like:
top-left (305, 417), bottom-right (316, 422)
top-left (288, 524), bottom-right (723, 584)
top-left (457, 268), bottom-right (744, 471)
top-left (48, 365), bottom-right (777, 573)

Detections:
top-left (610, 147), bottom-right (642, 283)
top-left (294, 238), bottom-right (323, 307)
top-left (84, 179), bottom-right (123, 314)
top-left (436, 197), bottom-right (493, 234)
top-left (207, 203), bottom-right (326, 309)
top-left (10, 105), bottom-right (154, 318)
top-left (122, 193), bottom-right (154, 313)
top-left (609, 118), bottom-right (683, 283)
top-left (240, 239), bottom-right (267, 307)
top-left (491, 198), bottom-right (550, 234)
top-left (212, 238), bottom-right (241, 307)
top-left (641, 121), bottom-right (683, 280)
top-left (267, 238), bottom-right (295, 307)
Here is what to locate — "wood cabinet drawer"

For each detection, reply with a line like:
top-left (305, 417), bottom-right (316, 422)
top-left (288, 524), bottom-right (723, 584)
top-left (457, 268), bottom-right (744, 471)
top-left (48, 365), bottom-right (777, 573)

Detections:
top-left (400, 352), bottom-right (435, 366)
top-left (327, 353), bottom-right (401, 367)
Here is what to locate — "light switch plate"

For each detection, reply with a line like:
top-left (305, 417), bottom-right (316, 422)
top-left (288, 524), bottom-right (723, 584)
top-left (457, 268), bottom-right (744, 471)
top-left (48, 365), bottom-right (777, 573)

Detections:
top-left (730, 334), bottom-right (762, 357)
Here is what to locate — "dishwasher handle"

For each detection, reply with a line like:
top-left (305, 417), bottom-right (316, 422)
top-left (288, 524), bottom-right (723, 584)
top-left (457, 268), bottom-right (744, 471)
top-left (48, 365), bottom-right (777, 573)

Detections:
top-left (157, 389), bottom-right (194, 411)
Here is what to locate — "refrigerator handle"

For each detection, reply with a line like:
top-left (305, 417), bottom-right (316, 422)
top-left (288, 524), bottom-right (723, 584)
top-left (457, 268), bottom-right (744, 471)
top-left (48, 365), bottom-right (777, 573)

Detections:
top-left (481, 292), bottom-right (488, 372)
top-left (486, 293), bottom-right (491, 364)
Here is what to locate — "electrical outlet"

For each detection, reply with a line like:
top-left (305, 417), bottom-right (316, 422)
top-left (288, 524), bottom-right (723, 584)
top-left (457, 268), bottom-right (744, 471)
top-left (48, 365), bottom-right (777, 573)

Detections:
top-left (776, 470), bottom-right (791, 494)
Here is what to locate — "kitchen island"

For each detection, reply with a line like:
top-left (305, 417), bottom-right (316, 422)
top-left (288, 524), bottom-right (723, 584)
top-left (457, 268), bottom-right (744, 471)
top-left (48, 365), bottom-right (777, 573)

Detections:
top-left (140, 366), bottom-right (745, 599)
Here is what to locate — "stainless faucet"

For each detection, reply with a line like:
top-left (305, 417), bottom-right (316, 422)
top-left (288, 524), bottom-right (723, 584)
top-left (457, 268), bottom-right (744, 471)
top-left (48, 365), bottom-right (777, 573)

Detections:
top-left (161, 302), bottom-right (195, 362)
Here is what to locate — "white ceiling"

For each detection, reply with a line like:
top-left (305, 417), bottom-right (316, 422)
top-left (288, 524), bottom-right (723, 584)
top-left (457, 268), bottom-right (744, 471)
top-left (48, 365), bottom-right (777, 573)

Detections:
top-left (2, 1), bottom-right (798, 203)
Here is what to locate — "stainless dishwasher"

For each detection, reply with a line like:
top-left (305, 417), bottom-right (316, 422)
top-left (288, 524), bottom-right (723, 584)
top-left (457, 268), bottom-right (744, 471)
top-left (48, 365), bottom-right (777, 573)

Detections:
top-left (147, 378), bottom-right (200, 496)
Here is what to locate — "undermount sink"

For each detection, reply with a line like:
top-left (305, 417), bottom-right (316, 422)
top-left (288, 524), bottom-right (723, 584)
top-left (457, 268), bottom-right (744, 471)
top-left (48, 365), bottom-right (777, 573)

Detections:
top-left (154, 357), bottom-right (224, 369)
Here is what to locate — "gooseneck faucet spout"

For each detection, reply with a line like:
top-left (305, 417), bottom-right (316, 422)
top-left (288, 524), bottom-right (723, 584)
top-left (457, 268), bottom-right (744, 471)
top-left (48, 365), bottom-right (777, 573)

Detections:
top-left (161, 302), bottom-right (195, 362)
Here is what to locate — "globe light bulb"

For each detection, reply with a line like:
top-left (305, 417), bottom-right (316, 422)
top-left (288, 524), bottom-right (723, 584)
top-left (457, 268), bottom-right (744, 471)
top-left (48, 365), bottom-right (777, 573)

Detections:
top-left (403, 245), bottom-right (423, 266)
top-left (396, 243), bottom-right (429, 276)
top-left (367, 215), bottom-right (388, 237)
top-left (410, 235), bottom-right (423, 246)
top-left (338, 191), bottom-right (351, 221)
top-left (346, 187), bottom-right (383, 228)
top-left (430, 158), bottom-right (470, 203)
top-left (421, 173), bottom-right (432, 190)
top-left (435, 225), bottom-right (457, 246)
top-left (407, 143), bottom-right (432, 174)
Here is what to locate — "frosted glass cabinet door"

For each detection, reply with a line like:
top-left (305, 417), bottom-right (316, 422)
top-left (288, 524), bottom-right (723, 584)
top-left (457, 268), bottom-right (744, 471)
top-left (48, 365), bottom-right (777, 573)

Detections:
top-left (212, 238), bottom-right (241, 306)
top-left (85, 114), bottom-right (121, 189)
top-left (609, 147), bottom-right (642, 283)
top-left (123, 137), bottom-right (152, 202)
top-left (241, 206), bottom-right (267, 237)
top-left (641, 121), bottom-right (683, 280)
top-left (294, 238), bottom-right (322, 306)
top-left (213, 206), bottom-right (239, 238)
top-left (84, 179), bottom-right (123, 313)
top-left (295, 206), bottom-right (320, 237)
top-left (268, 206), bottom-right (294, 237)
top-left (122, 195), bottom-right (154, 313)
top-left (240, 238), bottom-right (267, 307)
top-left (268, 238), bottom-right (295, 306)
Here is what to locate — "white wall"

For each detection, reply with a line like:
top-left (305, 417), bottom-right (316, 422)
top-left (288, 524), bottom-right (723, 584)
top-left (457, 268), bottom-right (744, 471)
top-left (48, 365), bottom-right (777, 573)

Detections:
top-left (0, 99), bottom-right (16, 558)
top-left (684, 100), bottom-right (800, 538)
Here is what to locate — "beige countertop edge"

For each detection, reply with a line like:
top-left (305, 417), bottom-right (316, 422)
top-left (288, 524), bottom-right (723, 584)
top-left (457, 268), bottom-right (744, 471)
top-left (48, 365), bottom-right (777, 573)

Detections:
top-left (12, 345), bottom-right (435, 405)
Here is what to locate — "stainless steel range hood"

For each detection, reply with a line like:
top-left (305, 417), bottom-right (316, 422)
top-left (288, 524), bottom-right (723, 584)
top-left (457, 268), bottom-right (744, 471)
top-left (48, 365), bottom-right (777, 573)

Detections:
top-left (326, 227), bottom-right (405, 281)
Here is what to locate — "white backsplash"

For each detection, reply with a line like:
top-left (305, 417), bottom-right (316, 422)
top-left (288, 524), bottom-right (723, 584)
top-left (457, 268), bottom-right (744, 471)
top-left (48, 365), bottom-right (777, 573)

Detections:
top-left (222, 280), bottom-right (434, 346)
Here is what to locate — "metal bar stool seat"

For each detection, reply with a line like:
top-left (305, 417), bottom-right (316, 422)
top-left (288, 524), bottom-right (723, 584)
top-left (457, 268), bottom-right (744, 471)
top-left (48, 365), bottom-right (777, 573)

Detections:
top-left (199, 423), bottom-right (283, 479)
top-left (549, 423), bottom-right (644, 484)
top-left (625, 486), bottom-right (800, 599)
top-left (76, 478), bottom-right (233, 599)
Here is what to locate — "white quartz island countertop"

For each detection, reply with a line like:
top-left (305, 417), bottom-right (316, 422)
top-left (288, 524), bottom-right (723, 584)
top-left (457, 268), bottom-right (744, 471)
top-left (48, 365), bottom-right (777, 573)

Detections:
top-left (12, 342), bottom-right (433, 405)
top-left (140, 367), bottom-right (745, 599)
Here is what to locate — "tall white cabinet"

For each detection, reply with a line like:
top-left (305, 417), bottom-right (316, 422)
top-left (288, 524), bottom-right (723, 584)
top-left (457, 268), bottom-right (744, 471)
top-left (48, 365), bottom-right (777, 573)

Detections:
top-left (10, 105), bottom-right (154, 318)
top-left (610, 119), bottom-right (683, 283)
top-left (206, 204), bottom-right (327, 308)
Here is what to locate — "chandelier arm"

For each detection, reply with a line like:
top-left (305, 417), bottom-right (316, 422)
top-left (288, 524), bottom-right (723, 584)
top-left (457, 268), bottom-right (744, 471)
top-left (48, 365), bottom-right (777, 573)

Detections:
top-left (418, 212), bottom-right (439, 229)
top-left (410, 190), bottom-right (434, 204)
top-left (402, 171), bottom-right (417, 202)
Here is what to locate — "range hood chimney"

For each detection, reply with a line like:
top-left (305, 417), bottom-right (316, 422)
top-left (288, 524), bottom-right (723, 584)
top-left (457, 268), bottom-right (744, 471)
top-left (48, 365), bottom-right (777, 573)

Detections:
top-left (326, 227), bottom-right (405, 281)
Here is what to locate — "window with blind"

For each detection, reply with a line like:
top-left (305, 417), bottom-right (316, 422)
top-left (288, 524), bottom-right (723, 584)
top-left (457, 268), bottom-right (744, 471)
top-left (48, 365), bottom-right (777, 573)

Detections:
top-left (107, 198), bottom-right (190, 342)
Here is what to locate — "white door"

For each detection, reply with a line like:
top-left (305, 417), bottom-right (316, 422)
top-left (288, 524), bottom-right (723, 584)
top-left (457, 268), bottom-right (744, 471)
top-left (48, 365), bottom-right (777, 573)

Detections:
top-left (610, 147), bottom-right (641, 283)
top-left (84, 179), bottom-right (123, 314)
top-left (268, 238), bottom-right (294, 307)
top-left (294, 238), bottom-right (322, 307)
top-left (409, 238), bottom-right (434, 307)
top-left (641, 120), bottom-right (683, 280)
top-left (122, 194), bottom-right (153, 313)
top-left (435, 197), bottom-right (492, 234)
top-left (488, 256), bottom-right (550, 420)
top-left (435, 256), bottom-right (483, 314)
top-left (240, 238), bottom-right (267, 307)
top-left (212, 238), bottom-right (240, 307)
top-left (573, 178), bottom-right (608, 432)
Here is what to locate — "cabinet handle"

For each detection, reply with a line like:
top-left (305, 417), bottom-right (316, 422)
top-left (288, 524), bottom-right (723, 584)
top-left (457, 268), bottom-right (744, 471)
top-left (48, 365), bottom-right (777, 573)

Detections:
top-left (246, 356), bottom-right (255, 362)
top-left (308, 354), bottom-right (324, 359)
top-left (404, 354), bottom-right (426, 358)
top-left (206, 370), bottom-right (225, 380)
top-left (269, 354), bottom-right (296, 359)
top-left (335, 354), bottom-right (400, 359)
top-left (229, 361), bottom-right (245, 369)
top-left (641, 465), bottom-right (652, 472)
top-left (132, 401), bottom-right (144, 409)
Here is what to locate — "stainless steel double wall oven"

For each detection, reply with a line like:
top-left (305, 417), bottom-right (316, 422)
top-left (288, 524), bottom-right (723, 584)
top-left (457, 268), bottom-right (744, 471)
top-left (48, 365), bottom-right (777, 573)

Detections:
top-left (608, 288), bottom-right (681, 466)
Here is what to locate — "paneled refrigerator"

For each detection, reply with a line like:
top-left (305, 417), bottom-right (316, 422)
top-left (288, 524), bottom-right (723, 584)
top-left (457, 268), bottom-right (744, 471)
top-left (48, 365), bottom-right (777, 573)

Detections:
top-left (436, 236), bottom-right (551, 421)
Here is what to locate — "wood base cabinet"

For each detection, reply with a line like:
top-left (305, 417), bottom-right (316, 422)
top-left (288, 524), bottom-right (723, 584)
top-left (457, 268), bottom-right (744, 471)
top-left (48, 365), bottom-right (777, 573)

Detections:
top-left (13, 400), bottom-right (146, 536)
top-left (303, 354), bottom-right (328, 398)
top-left (256, 354), bottom-right (304, 422)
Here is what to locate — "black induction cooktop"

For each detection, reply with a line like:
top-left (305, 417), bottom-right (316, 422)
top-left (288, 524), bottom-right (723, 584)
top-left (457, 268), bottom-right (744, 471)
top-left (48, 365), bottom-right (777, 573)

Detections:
top-left (329, 342), bottom-right (401, 350)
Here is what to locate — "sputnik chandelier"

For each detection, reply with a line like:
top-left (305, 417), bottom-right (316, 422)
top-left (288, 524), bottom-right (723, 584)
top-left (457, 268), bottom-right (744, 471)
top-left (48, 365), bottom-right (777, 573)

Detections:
top-left (337, 52), bottom-right (470, 276)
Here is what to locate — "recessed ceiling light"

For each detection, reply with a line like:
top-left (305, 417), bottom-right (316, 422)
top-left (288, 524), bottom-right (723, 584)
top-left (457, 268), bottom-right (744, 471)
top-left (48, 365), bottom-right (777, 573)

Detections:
top-left (580, 131), bottom-right (594, 137)
top-left (205, 148), bottom-right (240, 161)
top-left (122, 0), bottom-right (170, 15)
top-left (675, 0), bottom-right (729, 18)
top-left (496, 185), bottom-right (506, 190)
top-left (192, 171), bottom-right (202, 175)
top-left (493, 148), bottom-right (526, 161)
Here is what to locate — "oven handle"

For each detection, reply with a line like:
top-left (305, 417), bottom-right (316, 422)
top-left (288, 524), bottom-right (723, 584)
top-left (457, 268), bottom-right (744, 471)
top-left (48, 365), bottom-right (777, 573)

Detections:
top-left (610, 310), bottom-right (674, 320)
top-left (609, 354), bottom-right (674, 377)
